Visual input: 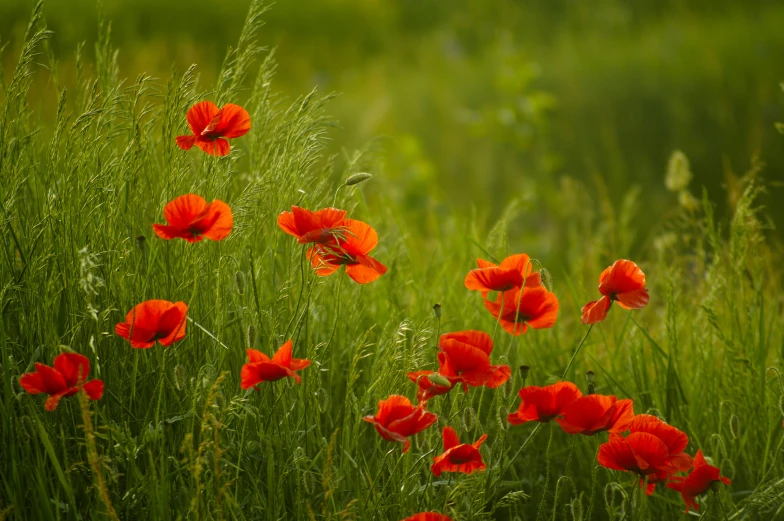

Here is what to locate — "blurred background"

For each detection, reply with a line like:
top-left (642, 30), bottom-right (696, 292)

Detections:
top-left (2, 0), bottom-right (783, 249)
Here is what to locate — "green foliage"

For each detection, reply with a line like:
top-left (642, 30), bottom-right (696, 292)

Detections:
top-left (1, 2), bottom-right (783, 520)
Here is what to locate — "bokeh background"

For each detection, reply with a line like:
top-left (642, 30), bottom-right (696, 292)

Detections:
top-left (2, 0), bottom-right (783, 246)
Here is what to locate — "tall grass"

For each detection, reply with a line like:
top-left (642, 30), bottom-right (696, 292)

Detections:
top-left (1, 2), bottom-right (783, 520)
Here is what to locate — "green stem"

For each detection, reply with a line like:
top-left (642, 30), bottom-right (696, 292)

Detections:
top-left (561, 324), bottom-right (594, 380)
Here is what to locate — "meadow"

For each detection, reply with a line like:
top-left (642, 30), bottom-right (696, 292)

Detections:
top-left (1, 1), bottom-right (784, 520)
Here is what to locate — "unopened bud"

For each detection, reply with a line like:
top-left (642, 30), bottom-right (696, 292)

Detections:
top-left (136, 235), bottom-right (146, 251)
top-left (174, 364), bottom-right (186, 391)
top-left (586, 370), bottom-right (595, 384)
top-left (729, 415), bottom-right (740, 440)
top-left (427, 373), bottom-right (452, 388)
top-left (539, 268), bottom-right (553, 292)
top-left (519, 365), bottom-right (530, 380)
top-left (432, 303), bottom-right (441, 320)
top-left (235, 271), bottom-right (246, 295)
top-left (345, 172), bottom-right (372, 186)
top-left (247, 325), bottom-right (256, 348)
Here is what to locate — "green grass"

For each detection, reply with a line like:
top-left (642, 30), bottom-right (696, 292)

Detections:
top-left (1, 2), bottom-right (783, 520)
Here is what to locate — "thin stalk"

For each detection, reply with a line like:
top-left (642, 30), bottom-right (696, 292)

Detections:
top-left (78, 388), bottom-right (120, 521)
top-left (535, 423), bottom-right (555, 521)
top-left (561, 324), bottom-right (594, 380)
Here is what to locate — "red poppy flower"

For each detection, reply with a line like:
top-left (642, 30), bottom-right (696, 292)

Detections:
top-left (431, 426), bottom-right (487, 477)
top-left (176, 101), bottom-right (250, 156)
top-left (152, 194), bottom-right (233, 243)
top-left (362, 395), bottom-right (438, 453)
top-left (666, 450), bottom-right (732, 512)
top-left (437, 331), bottom-right (511, 389)
top-left (19, 353), bottom-right (104, 411)
top-left (626, 414), bottom-right (692, 471)
top-left (240, 340), bottom-right (310, 388)
top-left (508, 381), bottom-right (582, 425)
top-left (483, 286), bottom-right (559, 336)
top-left (555, 395), bottom-right (634, 436)
top-left (402, 514), bottom-right (453, 521)
top-left (597, 432), bottom-right (675, 478)
top-left (277, 206), bottom-right (348, 244)
top-left (581, 259), bottom-right (649, 324)
top-left (464, 253), bottom-right (542, 296)
top-left (308, 219), bottom-right (387, 284)
top-left (115, 300), bottom-right (188, 349)
top-left (407, 370), bottom-right (457, 403)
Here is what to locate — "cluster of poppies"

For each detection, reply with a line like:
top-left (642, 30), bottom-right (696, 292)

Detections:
top-left (509, 380), bottom-right (731, 511)
top-left (17, 100), bottom-right (731, 518)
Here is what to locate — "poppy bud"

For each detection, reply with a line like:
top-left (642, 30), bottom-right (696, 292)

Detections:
top-left (519, 365), bottom-right (530, 381)
top-left (539, 268), bottom-right (553, 292)
top-left (427, 373), bottom-right (452, 388)
top-left (136, 235), bottom-right (146, 251)
top-left (247, 325), bottom-right (256, 348)
top-left (665, 150), bottom-right (692, 192)
top-left (432, 303), bottom-right (441, 320)
top-left (585, 370), bottom-right (595, 384)
top-left (603, 483), bottom-right (617, 511)
top-left (497, 405), bottom-right (507, 431)
top-left (463, 407), bottom-right (476, 431)
top-left (503, 378), bottom-right (513, 399)
top-left (235, 271), bottom-right (246, 295)
top-left (729, 414), bottom-right (740, 440)
top-left (174, 364), bottom-right (186, 391)
top-left (345, 172), bottom-right (372, 186)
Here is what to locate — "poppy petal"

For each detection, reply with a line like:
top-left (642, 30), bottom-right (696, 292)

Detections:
top-left (162, 194), bottom-right (209, 229)
top-left (615, 288), bottom-right (650, 310)
top-left (442, 426), bottom-right (460, 450)
top-left (581, 296), bottom-right (611, 324)
top-left (272, 340), bottom-right (293, 366)
top-left (195, 138), bottom-right (231, 157)
top-left (307, 247), bottom-right (341, 276)
top-left (340, 219), bottom-right (379, 255)
top-left (346, 256), bottom-right (387, 284)
top-left (83, 379), bottom-right (104, 401)
top-left (53, 353), bottom-right (91, 387)
top-left (598, 259), bottom-right (647, 296)
top-left (45, 393), bottom-right (67, 411)
top-left (195, 200), bottom-right (233, 241)
top-left (176, 135), bottom-right (197, 150)
top-left (214, 104), bottom-right (251, 139)
top-left (157, 302), bottom-right (188, 346)
top-left (186, 101), bottom-right (220, 135)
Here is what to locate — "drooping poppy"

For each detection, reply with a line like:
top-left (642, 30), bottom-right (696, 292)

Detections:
top-left (464, 253), bottom-right (542, 297)
top-left (308, 219), bottom-right (387, 284)
top-left (626, 414), bottom-right (692, 472)
top-left (362, 395), bottom-right (438, 453)
top-left (240, 340), bottom-right (310, 388)
top-left (176, 101), bottom-right (251, 156)
top-left (437, 331), bottom-right (511, 390)
top-left (508, 381), bottom-right (582, 425)
top-left (407, 370), bottom-right (457, 403)
top-left (555, 394), bottom-right (635, 436)
top-left (430, 426), bottom-right (487, 477)
top-left (666, 449), bottom-right (732, 512)
top-left (152, 194), bottom-right (233, 243)
top-left (581, 259), bottom-right (649, 324)
top-left (483, 286), bottom-right (559, 336)
top-left (277, 206), bottom-right (347, 244)
top-left (19, 353), bottom-right (104, 411)
top-left (115, 300), bottom-right (188, 348)
top-left (402, 514), bottom-right (453, 521)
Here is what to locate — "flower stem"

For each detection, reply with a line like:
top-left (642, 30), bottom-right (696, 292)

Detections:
top-left (561, 324), bottom-right (593, 380)
top-left (78, 388), bottom-right (119, 521)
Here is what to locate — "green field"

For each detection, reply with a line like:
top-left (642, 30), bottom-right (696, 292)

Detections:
top-left (1, 1), bottom-right (783, 520)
